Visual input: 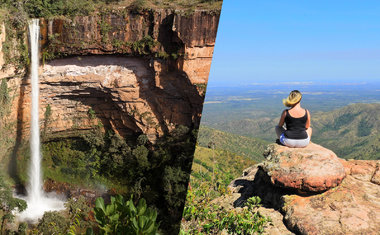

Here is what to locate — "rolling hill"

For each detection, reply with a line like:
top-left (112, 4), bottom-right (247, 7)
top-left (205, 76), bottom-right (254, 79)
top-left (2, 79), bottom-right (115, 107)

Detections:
top-left (312, 103), bottom-right (380, 160)
top-left (202, 103), bottom-right (380, 160)
top-left (196, 126), bottom-right (270, 162)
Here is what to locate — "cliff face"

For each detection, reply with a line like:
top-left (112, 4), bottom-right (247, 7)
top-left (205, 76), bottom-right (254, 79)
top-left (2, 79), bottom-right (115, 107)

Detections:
top-left (1, 9), bottom-right (220, 142)
top-left (40, 9), bottom-right (218, 84)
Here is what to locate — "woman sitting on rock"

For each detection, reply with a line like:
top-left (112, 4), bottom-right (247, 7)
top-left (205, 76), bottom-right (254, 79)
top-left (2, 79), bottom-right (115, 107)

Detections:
top-left (275, 90), bottom-right (312, 148)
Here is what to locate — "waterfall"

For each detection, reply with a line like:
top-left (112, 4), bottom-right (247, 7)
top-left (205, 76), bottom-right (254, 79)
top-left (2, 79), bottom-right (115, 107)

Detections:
top-left (28, 18), bottom-right (43, 204)
top-left (16, 19), bottom-right (65, 223)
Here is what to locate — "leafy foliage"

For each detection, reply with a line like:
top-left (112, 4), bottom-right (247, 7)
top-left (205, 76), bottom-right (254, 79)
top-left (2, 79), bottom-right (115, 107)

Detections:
top-left (0, 79), bottom-right (9, 105)
top-left (65, 195), bottom-right (93, 234)
top-left (0, 175), bottom-right (27, 233)
top-left (92, 195), bottom-right (160, 235)
top-left (0, 3), bottom-right (29, 72)
top-left (37, 211), bottom-right (69, 234)
top-left (183, 195), bottom-right (269, 234)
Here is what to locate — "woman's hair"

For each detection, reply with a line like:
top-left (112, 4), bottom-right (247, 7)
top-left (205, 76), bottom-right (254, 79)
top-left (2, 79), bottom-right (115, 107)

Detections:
top-left (283, 90), bottom-right (302, 107)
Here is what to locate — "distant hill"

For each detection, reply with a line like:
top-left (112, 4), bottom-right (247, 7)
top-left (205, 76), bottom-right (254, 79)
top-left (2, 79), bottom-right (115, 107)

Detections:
top-left (206, 118), bottom-right (277, 142)
top-left (312, 103), bottom-right (380, 160)
top-left (203, 103), bottom-right (380, 160)
top-left (196, 126), bottom-right (270, 162)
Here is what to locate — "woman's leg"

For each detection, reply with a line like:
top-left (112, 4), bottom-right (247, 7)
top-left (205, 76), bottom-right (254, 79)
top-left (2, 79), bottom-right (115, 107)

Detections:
top-left (306, 127), bottom-right (313, 139)
top-left (275, 125), bottom-right (286, 139)
top-left (283, 137), bottom-right (310, 148)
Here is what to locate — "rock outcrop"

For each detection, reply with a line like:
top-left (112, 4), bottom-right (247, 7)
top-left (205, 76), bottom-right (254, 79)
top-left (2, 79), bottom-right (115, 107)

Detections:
top-left (227, 143), bottom-right (380, 235)
top-left (262, 143), bottom-right (346, 193)
top-left (19, 55), bottom-right (201, 140)
top-left (282, 160), bottom-right (380, 235)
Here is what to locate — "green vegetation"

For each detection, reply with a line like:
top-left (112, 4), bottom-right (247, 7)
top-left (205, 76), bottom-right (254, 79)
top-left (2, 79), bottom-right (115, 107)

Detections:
top-left (0, 174), bottom-right (27, 234)
top-left (88, 108), bottom-right (96, 120)
top-left (311, 103), bottom-right (380, 160)
top-left (180, 146), bottom-right (270, 234)
top-left (0, 0), bottom-right (222, 19)
top-left (130, 35), bottom-right (158, 55)
top-left (182, 195), bottom-right (269, 234)
top-left (65, 195), bottom-right (92, 234)
top-left (130, 0), bottom-right (147, 12)
top-left (12, 125), bottom-right (197, 233)
top-left (0, 4), bottom-right (29, 72)
top-left (91, 195), bottom-right (160, 234)
top-left (0, 78), bottom-right (15, 162)
top-left (98, 16), bottom-right (113, 44)
top-left (0, 0), bottom-right (103, 19)
top-left (194, 83), bottom-right (207, 97)
top-left (43, 104), bottom-right (52, 137)
top-left (0, 78), bottom-right (9, 105)
top-left (37, 211), bottom-right (69, 234)
top-left (197, 126), bottom-right (269, 162)
top-left (2, 192), bottom-right (159, 234)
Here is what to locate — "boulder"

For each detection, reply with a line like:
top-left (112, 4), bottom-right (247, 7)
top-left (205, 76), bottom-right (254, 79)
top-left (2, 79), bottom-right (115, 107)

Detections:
top-left (261, 143), bottom-right (346, 193)
top-left (282, 160), bottom-right (380, 235)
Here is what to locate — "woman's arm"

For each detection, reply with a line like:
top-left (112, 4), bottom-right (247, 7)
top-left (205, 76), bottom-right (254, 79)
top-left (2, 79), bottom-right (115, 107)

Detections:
top-left (305, 109), bottom-right (311, 129)
top-left (278, 110), bottom-right (286, 127)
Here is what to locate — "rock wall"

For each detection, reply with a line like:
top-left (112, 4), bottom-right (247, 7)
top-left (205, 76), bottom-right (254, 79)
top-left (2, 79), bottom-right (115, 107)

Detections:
top-left (40, 9), bottom-right (219, 85)
top-left (1, 9), bottom-right (220, 142)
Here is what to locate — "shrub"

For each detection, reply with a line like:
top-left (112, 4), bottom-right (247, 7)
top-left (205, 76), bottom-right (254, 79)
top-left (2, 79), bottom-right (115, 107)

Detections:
top-left (0, 174), bottom-right (27, 234)
top-left (92, 195), bottom-right (160, 234)
top-left (18, 222), bottom-right (28, 235)
top-left (37, 211), bottom-right (69, 234)
top-left (130, 0), bottom-right (147, 12)
top-left (0, 79), bottom-right (9, 105)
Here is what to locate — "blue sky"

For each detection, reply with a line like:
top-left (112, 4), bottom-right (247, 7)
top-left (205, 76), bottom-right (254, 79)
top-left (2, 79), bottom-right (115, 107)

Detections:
top-left (208, 1), bottom-right (380, 86)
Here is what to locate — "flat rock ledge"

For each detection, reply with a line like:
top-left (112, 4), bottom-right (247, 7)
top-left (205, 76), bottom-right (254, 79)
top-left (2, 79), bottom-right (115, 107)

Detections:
top-left (260, 142), bottom-right (346, 193)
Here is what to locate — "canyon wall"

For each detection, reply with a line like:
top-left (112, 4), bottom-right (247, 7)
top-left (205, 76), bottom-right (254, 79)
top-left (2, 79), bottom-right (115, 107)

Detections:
top-left (0, 9), bottom-right (220, 143)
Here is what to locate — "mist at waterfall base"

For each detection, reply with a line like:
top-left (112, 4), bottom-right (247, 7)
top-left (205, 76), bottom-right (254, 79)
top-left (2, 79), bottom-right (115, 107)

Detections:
top-left (15, 19), bottom-right (65, 223)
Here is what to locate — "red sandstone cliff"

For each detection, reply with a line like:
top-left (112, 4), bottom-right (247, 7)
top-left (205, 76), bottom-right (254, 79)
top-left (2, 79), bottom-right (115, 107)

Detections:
top-left (0, 9), bottom-right (220, 143)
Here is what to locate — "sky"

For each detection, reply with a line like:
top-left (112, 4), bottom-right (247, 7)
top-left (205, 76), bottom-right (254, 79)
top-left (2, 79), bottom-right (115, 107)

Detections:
top-left (208, 1), bottom-right (380, 86)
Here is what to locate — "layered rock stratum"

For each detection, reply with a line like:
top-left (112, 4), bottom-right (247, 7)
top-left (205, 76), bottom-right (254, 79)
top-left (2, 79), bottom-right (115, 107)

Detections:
top-left (224, 143), bottom-right (380, 235)
top-left (0, 9), bottom-right (220, 144)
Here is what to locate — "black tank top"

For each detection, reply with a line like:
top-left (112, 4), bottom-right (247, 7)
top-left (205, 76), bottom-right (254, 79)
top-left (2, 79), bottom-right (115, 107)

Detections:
top-left (284, 109), bottom-right (308, 139)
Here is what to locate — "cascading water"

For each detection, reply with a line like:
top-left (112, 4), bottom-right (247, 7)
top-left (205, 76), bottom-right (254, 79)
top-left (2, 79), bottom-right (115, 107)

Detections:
top-left (17, 19), bottom-right (65, 222)
top-left (29, 18), bottom-right (43, 206)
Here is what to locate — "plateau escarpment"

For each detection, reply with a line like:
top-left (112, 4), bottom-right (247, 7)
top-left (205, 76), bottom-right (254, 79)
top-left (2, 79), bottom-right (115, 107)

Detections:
top-left (2, 9), bottom-right (220, 143)
top-left (224, 143), bottom-right (380, 235)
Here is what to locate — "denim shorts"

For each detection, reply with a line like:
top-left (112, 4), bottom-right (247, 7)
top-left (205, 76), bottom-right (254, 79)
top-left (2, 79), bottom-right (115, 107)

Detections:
top-left (280, 133), bottom-right (310, 148)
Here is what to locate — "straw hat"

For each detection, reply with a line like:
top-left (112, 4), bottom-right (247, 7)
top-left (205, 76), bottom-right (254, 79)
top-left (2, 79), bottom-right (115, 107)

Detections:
top-left (283, 90), bottom-right (302, 107)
